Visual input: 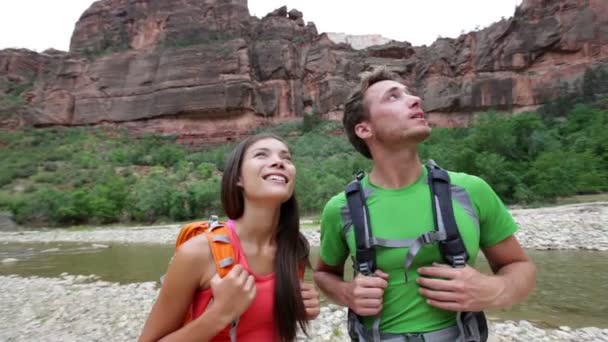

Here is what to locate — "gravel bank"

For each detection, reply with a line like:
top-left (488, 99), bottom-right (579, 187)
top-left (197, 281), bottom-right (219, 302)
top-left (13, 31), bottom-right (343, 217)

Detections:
top-left (1, 275), bottom-right (607, 342)
top-left (1, 202), bottom-right (607, 341)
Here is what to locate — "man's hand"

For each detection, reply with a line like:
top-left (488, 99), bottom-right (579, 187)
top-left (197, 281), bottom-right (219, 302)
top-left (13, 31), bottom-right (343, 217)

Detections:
top-left (416, 263), bottom-right (504, 312)
top-left (348, 270), bottom-right (389, 316)
top-left (301, 282), bottom-right (321, 319)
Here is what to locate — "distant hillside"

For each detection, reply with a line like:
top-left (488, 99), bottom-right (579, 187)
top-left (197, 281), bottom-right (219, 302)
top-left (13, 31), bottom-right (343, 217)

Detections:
top-left (1, 92), bottom-right (607, 227)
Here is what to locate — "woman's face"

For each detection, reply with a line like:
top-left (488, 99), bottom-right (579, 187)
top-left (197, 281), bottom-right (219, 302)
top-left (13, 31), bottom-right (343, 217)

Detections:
top-left (238, 138), bottom-right (296, 204)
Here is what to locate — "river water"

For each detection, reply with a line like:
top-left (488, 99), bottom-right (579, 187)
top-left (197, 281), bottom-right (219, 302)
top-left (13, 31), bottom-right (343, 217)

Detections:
top-left (1, 242), bottom-right (607, 328)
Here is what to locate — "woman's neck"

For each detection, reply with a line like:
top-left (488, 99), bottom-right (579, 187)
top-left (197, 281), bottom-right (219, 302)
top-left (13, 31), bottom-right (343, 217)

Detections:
top-left (233, 203), bottom-right (280, 247)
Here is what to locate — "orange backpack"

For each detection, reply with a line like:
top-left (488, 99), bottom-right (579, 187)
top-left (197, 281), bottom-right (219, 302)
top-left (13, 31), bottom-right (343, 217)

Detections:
top-left (176, 216), bottom-right (236, 277)
top-left (172, 215), bottom-right (307, 329)
top-left (174, 216), bottom-right (236, 324)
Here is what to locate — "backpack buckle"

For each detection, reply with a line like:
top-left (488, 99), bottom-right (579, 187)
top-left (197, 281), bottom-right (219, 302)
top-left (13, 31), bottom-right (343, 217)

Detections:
top-left (354, 171), bottom-right (365, 181)
top-left (421, 232), bottom-right (434, 244)
top-left (356, 261), bottom-right (375, 276)
top-left (208, 215), bottom-right (221, 230)
top-left (421, 231), bottom-right (446, 244)
top-left (404, 333), bottom-right (424, 342)
top-left (451, 254), bottom-right (467, 268)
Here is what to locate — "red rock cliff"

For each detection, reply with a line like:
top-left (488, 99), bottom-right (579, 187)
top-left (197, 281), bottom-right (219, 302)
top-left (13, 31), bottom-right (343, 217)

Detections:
top-left (1, 0), bottom-right (607, 141)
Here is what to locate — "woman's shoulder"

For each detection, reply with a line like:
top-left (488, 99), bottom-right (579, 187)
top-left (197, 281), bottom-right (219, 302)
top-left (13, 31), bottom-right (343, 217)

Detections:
top-left (176, 234), bottom-right (212, 259)
top-left (173, 234), bottom-right (216, 285)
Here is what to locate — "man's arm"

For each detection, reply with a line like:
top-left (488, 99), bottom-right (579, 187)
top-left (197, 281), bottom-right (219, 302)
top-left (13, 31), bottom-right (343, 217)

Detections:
top-left (313, 258), bottom-right (351, 306)
top-left (417, 235), bottom-right (536, 311)
top-left (315, 196), bottom-right (389, 316)
top-left (481, 235), bottom-right (536, 308)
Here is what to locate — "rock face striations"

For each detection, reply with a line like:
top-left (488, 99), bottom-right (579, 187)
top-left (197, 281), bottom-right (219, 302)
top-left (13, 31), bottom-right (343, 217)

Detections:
top-left (1, 0), bottom-right (607, 142)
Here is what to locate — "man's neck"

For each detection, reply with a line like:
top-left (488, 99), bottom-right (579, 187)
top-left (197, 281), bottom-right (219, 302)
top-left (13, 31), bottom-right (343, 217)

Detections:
top-left (368, 147), bottom-right (423, 189)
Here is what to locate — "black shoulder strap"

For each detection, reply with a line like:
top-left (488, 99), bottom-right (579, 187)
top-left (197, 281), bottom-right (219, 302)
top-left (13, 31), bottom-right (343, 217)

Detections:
top-left (345, 171), bottom-right (376, 276)
top-left (426, 160), bottom-right (468, 267)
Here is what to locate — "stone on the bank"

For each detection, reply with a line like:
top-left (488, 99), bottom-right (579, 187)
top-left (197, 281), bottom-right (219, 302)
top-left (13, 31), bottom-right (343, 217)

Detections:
top-left (1, 258), bottom-right (18, 264)
top-left (0, 211), bottom-right (19, 231)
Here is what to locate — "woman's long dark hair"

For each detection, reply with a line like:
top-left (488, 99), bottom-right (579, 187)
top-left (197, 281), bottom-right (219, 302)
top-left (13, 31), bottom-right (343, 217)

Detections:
top-left (221, 133), bottom-right (310, 341)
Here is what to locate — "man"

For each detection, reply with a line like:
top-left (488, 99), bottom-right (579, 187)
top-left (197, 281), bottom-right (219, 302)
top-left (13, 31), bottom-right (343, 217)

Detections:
top-left (314, 67), bottom-right (536, 341)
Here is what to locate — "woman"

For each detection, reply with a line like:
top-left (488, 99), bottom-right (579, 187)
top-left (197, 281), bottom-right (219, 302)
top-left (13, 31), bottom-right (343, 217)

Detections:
top-left (139, 134), bottom-right (320, 342)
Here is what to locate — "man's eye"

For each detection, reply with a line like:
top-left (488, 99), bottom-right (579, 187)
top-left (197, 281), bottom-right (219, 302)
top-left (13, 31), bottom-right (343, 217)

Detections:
top-left (389, 94), bottom-right (398, 100)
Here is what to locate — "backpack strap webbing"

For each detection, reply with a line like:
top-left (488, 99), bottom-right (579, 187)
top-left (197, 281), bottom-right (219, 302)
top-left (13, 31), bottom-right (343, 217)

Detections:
top-left (174, 217), bottom-right (238, 338)
top-left (426, 160), bottom-right (468, 267)
top-left (206, 218), bottom-right (238, 342)
top-left (345, 171), bottom-right (376, 276)
top-left (345, 171), bottom-right (381, 342)
top-left (205, 218), bottom-right (236, 278)
top-left (427, 161), bottom-right (488, 342)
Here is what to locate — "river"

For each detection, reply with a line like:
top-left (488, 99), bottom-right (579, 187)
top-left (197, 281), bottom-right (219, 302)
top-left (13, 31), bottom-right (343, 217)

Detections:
top-left (2, 241), bottom-right (607, 329)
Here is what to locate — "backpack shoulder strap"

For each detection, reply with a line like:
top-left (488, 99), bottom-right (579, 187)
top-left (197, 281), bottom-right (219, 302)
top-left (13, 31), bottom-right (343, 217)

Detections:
top-left (428, 161), bottom-right (490, 341)
top-left (205, 218), bottom-right (236, 278)
top-left (345, 173), bottom-right (383, 342)
top-left (426, 160), bottom-right (468, 267)
top-left (175, 217), bottom-right (238, 335)
top-left (345, 171), bottom-right (376, 276)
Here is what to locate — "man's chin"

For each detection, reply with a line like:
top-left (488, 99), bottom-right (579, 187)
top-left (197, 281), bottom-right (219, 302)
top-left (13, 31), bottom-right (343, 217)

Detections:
top-left (411, 127), bottom-right (432, 143)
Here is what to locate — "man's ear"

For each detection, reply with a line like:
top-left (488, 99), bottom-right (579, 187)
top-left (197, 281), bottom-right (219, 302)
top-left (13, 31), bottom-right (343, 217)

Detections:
top-left (354, 121), bottom-right (372, 140)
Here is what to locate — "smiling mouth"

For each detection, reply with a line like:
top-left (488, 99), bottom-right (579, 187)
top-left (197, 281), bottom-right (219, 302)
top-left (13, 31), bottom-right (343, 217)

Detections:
top-left (263, 174), bottom-right (288, 184)
top-left (411, 112), bottom-right (425, 119)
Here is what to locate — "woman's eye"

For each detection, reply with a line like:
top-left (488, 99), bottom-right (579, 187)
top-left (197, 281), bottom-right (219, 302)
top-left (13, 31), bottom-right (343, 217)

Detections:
top-left (254, 152), bottom-right (266, 157)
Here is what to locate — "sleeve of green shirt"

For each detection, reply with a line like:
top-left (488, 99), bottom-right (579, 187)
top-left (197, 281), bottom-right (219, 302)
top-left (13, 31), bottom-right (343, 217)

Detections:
top-left (469, 175), bottom-right (519, 248)
top-left (319, 195), bottom-right (350, 266)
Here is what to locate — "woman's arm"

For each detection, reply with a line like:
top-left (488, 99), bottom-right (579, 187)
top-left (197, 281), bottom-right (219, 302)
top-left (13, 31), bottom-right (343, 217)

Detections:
top-left (139, 236), bottom-right (255, 342)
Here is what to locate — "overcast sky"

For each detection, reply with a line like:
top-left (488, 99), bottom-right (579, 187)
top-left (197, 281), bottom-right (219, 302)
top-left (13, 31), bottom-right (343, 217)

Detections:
top-left (0, 0), bottom-right (522, 52)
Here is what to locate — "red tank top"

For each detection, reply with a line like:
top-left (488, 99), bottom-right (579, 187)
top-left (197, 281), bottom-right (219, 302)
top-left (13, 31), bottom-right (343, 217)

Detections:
top-left (191, 221), bottom-right (277, 341)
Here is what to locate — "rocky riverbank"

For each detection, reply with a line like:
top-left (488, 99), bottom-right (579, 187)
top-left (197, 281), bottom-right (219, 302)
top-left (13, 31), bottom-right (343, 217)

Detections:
top-left (1, 275), bottom-right (607, 342)
top-left (1, 202), bottom-right (607, 341)
top-left (1, 202), bottom-right (607, 251)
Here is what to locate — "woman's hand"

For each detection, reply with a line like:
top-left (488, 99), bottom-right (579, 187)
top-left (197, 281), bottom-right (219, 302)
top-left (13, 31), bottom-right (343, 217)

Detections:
top-left (210, 265), bottom-right (257, 321)
top-left (301, 282), bottom-right (320, 320)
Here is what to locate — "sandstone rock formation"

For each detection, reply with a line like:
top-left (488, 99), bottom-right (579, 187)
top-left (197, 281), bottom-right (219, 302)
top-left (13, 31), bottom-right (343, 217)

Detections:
top-left (1, 0), bottom-right (607, 142)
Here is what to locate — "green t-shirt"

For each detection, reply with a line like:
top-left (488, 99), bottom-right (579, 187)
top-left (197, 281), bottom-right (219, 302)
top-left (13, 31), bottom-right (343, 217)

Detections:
top-left (319, 167), bottom-right (518, 333)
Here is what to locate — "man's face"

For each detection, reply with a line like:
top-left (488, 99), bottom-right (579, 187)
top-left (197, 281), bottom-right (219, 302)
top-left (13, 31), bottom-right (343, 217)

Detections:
top-left (360, 80), bottom-right (431, 147)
